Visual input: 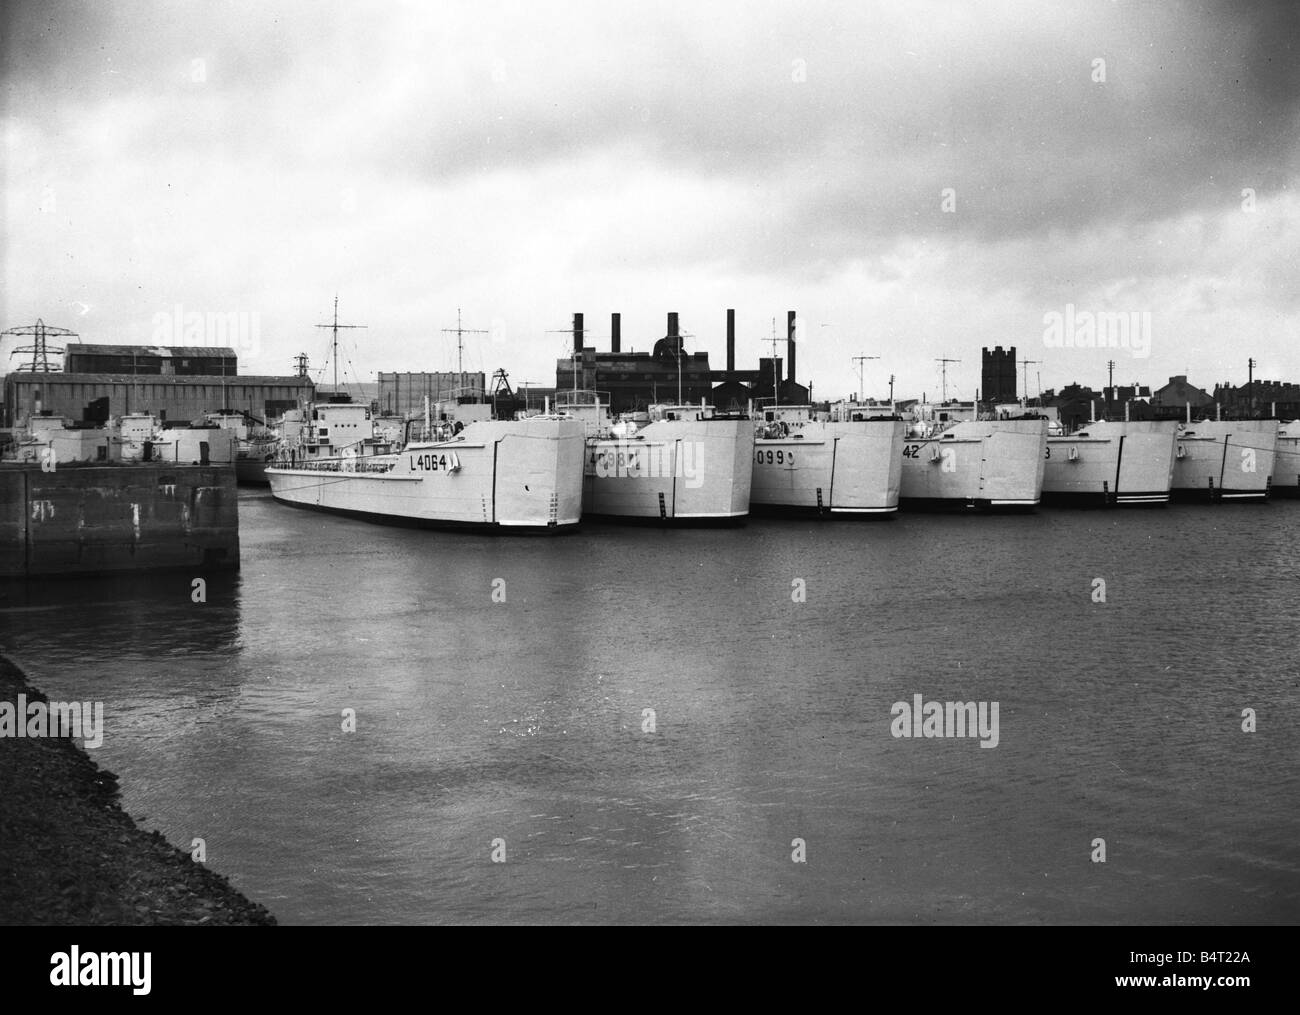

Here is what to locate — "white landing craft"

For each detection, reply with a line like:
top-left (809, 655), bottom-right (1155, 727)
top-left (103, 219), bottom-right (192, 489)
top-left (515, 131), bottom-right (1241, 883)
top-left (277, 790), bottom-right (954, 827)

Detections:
top-left (1171, 419), bottom-right (1278, 502)
top-left (1042, 419), bottom-right (1179, 507)
top-left (557, 390), bottom-right (753, 524)
top-left (266, 397), bottom-right (585, 532)
top-left (898, 405), bottom-right (1048, 511)
top-left (750, 401), bottom-right (906, 516)
top-left (1271, 421), bottom-right (1299, 499)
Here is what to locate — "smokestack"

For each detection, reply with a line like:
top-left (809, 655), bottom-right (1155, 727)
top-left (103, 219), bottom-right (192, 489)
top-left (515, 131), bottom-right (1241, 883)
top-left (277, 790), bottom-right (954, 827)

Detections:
top-left (726, 309), bottom-right (735, 373)
top-left (786, 310), bottom-right (796, 387)
top-left (667, 312), bottom-right (679, 338)
top-left (573, 312), bottom-right (583, 354)
top-left (611, 313), bottom-right (621, 353)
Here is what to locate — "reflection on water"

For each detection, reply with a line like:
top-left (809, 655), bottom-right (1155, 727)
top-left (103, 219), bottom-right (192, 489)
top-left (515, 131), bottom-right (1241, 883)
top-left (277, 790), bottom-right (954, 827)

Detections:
top-left (4, 490), bottom-right (1299, 924)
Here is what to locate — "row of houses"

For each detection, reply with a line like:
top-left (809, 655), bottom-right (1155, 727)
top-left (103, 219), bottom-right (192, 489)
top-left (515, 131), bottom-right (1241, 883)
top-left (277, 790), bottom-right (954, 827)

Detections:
top-left (1040, 375), bottom-right (1300, 429)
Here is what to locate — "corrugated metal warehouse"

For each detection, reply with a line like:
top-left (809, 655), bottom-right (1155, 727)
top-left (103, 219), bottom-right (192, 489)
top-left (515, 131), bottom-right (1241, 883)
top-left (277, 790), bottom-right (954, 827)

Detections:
top-left (4, 373), bottom-right (315, 426)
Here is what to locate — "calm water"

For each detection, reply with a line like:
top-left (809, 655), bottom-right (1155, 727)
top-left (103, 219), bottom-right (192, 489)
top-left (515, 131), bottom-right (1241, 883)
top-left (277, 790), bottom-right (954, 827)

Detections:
top-left (4, 491), bottom-right (1299, 924)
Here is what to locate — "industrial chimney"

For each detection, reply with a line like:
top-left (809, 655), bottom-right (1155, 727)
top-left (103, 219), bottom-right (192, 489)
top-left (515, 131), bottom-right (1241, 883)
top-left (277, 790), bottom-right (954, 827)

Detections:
top-left (611, 313), bottom-right (621, 353)
top-left (573, 312), bottom-right (583, 354)
top-left (667, 312), bottom-right (679, 338)
top-left (726, 309), bottom-right (735, 373)
top-left (786, 310), bottom-right (797, 386)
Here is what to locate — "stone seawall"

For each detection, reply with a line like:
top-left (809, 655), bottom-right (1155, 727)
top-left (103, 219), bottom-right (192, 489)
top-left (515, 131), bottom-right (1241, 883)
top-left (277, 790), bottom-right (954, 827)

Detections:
top-left (1, 463), bottom-right (239, 577)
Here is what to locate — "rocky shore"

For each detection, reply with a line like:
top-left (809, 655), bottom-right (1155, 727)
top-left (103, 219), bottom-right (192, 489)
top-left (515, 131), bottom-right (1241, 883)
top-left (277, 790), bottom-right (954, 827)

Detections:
top-left (0, 655), bottom-right (276, 926)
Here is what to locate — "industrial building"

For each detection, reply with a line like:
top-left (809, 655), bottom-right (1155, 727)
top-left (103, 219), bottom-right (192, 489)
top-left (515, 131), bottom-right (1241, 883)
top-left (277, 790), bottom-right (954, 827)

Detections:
top-left (63, 343), bottom-right (237, 376)
top-left (4, 373), bottom-right (315, 426)
top-left (554, 309), bottom-right (807, 414)
top-left (378, 371), bottom-right (487, 416)
top-left (2, 340), bottom-right (313, 426)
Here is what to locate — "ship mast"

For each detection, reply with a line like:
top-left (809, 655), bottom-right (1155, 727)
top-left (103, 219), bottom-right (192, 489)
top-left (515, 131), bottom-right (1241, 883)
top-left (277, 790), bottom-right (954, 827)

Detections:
top-left (315, 295), bottom-right (367, 397)
top-left (768, 318), bottom-right (781, 406)
top-left (934, 357), bottom-right (961, 403)
top-left (441, 308), bottom-right (487, 401)
top-left (1017, 358), bottom-right (1041, 408)
top-left (852, 354), bottom-right (879, 403)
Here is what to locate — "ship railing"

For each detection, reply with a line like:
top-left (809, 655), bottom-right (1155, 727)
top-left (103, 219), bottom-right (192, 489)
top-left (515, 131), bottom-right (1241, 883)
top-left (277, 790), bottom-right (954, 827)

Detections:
top-left (285, 457), bottom-right (397, 474)
top-left (555, 389), bottom-right (611, 411)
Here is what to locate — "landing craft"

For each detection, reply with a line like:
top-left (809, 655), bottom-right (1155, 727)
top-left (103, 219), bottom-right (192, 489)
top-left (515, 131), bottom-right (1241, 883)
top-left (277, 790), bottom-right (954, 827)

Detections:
top-left (1042, 419), bottom-right (1179, 507)
top-left (560, 390), bottom-right (753, 524)
top-left (266, 392), bottom-right (585, 532)
top-left (1272, 421), bottom-right (1299, 498)
top-left (750, 401), bottom-right (905, 516)
top-left (898, 403), bottom-right (1048, 511)
top-left (1171, 419), bottom-right (1278, 502)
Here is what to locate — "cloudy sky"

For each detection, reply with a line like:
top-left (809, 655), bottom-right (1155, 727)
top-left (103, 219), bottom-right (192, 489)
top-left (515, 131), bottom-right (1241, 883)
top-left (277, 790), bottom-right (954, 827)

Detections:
top-left (3, 0), bottom-right (1298, 401)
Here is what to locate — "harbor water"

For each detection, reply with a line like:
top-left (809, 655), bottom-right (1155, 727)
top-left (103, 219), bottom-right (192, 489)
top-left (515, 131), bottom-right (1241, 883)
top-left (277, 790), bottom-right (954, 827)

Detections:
top-left (4, 491), bottom-right (1298, 924)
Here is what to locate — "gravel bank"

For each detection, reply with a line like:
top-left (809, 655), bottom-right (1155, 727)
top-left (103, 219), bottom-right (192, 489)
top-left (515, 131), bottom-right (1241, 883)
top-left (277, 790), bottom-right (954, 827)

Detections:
top-left (0, 655), bottom-right (276, 926)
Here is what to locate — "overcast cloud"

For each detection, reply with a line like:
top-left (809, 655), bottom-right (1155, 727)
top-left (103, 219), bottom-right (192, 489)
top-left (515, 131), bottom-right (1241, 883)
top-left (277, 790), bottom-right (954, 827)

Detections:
top-left (3, 0), bottom-right (1298, 400)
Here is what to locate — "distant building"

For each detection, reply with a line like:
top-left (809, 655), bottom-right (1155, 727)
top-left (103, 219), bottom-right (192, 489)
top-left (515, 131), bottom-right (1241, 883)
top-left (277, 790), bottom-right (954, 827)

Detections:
top-left (4, 372), bottom-right (313, 426)
top-left (63, 343), bottom-right (236, 376)
top-left (981, 346), bottom-right (1016, 404)
top-left (1212, 379), bottom-right (1300, 419)
top-left (1043, 382), bottom-right (1155, 429)
top-left (1150, 375), bottom-right (1215, 419)
top-left (557, 312), bottom-right (715, 413)
top-left (378, 372), bottom-right (487, 416)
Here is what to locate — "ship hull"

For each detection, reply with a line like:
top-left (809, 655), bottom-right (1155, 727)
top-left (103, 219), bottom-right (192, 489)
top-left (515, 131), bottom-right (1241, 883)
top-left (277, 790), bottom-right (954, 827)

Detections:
top-left (1171, 420), bottom-right (1278, 502)
top-left (750, 420), bottom-right (905, 516)
top-left (266, 418), bottom-right (585, 531)
top-left (235, 456), bottom-right (271, 486)
top-left (582, 417), bottom-right (753, 523)
top-left (1042, 421), bottom-right (1177, 507)
top-left (899, 419), bottom-right (1047, 511)
top-left (1273, 425), bottom-right (1300, 498)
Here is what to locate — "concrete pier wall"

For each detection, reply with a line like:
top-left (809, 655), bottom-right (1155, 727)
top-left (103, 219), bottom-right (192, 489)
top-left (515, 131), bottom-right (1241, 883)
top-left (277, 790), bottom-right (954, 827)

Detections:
top-left (1, 463), bottom-right (239, 577)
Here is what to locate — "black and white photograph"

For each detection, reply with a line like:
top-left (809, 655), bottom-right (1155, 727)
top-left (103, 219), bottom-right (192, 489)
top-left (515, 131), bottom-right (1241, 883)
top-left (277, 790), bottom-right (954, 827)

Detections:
top-left (1, 0), bottom-right (1296, 979)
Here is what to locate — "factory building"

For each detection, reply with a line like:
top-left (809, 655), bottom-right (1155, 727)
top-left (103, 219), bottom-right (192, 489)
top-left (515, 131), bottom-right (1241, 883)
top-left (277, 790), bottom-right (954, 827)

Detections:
top-left (555, 312), bottom-right (715, 414)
